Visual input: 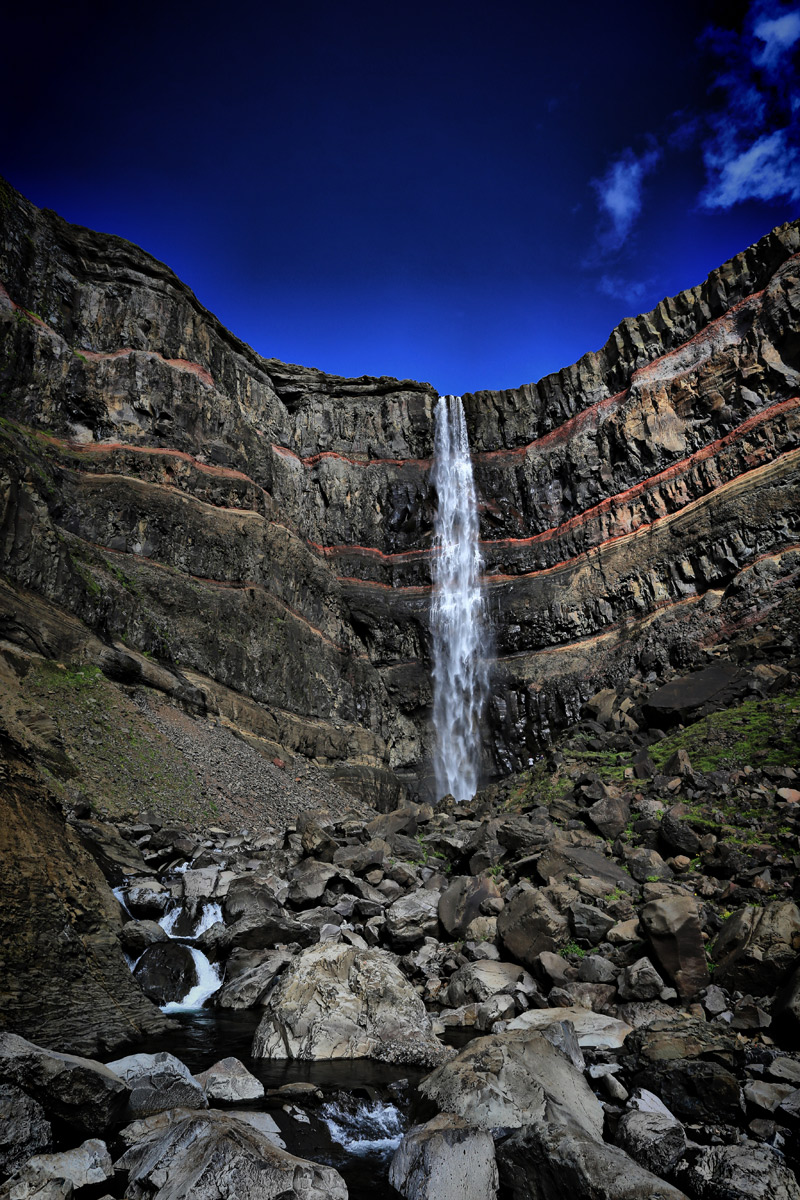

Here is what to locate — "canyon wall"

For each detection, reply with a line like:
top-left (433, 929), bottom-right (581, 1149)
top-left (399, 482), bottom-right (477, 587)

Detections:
top-left (1, 176), bottom-right (798, 801)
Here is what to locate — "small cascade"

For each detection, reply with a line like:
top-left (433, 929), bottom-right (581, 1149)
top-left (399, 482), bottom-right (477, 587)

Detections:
top-left (320, 1097), bottom-right (404, 1158)
top-left (161, 946), bottom-right (223, 1013)
top-left (430, 394), bottom-right (489, 802)
top-left (159, 900), bottom-right (222, 939)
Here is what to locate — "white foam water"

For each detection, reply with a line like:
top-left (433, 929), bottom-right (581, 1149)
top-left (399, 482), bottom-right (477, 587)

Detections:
top-left (158, 906), bottom-right (181, 937)
top-left (430, 394), bottom-right (488, 802)
top-left (161, 946), bottom-right (222, 1012)
top-left (321, 1098), bottom-right (404, 1157)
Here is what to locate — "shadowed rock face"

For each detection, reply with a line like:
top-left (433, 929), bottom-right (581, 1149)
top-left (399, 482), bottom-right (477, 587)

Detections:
top-left (1, 175), bottom-right (798, 797)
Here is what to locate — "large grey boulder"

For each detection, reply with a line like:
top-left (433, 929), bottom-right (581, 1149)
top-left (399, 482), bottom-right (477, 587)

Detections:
top-left (0, 1083), bottom-right (51, 1179)
top-left (447, 961), bottom-right (536, 1008)
top-left (0, 1139), bottom-right (111, 1198)
top-left (389, 1114), bottom-right (498, 1200)
top-left (118, 919), bottom-right (169, 961)
top-left (386, 890), bottom-right (441, 947)
top-left (252, 943), bottom-right (450, 1067)
top-left (498, 1122), bottom-right (688, 1200)
top-left (0, 1034), bottom-right (127, 1135)
top-left (105, 1052), bottom-right (207, 1118)
top-left (194, 1057), bottom-right (264, 1103)
top-left (116, 1107), bottom-right (346, 1199)
top-left (214, 950), bottom-right (293, 1009)
top-left (497, 888), bottom-right (569, 968)
top-left (678, 1142), bottom-right (800, 1200)
top-left (419, 1030), bottom-right (603, 1137)
top-left (132, 942), bottom-right (198, 1005)
top-left (712, 901), bottom-right (800, 992)
top-left (438, 876), bottom-right (503, 940)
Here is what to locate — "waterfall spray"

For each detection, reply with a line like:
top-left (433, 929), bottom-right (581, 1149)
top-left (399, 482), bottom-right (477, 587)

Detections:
top-left (431, 395), bottom-right (488, 802)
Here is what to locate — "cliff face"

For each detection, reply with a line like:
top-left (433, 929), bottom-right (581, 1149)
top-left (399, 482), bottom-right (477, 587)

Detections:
top-left (1, 177), bottom-right (799, 800)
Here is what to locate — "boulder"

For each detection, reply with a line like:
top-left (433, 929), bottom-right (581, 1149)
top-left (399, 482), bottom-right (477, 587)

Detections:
top-left (446, 961), bottom-right (537, 1008)
top-left (625, 848), bottom-right (673, 884)
top-left (119, 919), bottom-right (169, 961)
top-left (123, 883), bottom-right (170, 919)
top-left (389, 1114), bottom-right (498, 1200)
top-left (252, 943), bottom-right (450, 1067)
top-left (419, 1030), bottom-right (603, 1138)
top-left (659, 808), bottom-right (701, 857)
top-left (498, 1122), bottom-right (688, 1200)
top-left (195, 1057), bottom-right (264, 1103)
top-left (1, 1139), bottom-right (112, 1197)
top-left (586, 795), bottom-right (630, 840)
top-left (0, 1083), bottom-right (51, 1179)
top-left (222, 877), bottom-right (285, 923)
top-left (133, 942), bottom-right (198, 1005)
top-left (497, 889), bottom-right (569, 968)
top-left (505, 1008), bottom-right (632, 1050)
top-left (678, 1142), bottom-right (800, 1200)
top-left (712, 901), bottom-right (800, 992)
top-left (535, 844), bottom-right (635, 892)
top-left (115, 1107), bottom-right (346, 1199)
top-left (386, 890), bottom-right (441, 948)
top-left (773, 961), bottom-right (800, 1046)
top-left (286, 860), bottom-right (339, 907)
top-left (615, 1109), bottom-right (686, 1177)
top-left (644, 665), bottom-right (750, 725)
top-left (569, 902), bottom-right (615, 946)
top-left (105, 1052), bottom-right (207, 1118)
top-left (214, 950), bottom-right (293, 1009)
top-left (221, 910), bottom-right (315, 952)
top-left (0, 1034), bottom-right (127, 1135)
top-left (438, 876), bottom-right (502, 940)
top-left (617, 958), bottom-right (665, 1001)
top-left (640, 896), bottom-right (709, 1000)
top-left (634, 1059), bottom-right (743, 1124)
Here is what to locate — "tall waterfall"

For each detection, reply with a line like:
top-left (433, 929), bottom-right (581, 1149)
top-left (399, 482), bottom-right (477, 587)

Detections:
top-left (431, 395), bottom-right (488, 802)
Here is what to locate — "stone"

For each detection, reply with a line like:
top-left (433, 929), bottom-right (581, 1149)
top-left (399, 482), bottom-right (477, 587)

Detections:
top-left (286, 860), bottom-right (339, 906)
top-left (617, 957), bottom-right (665, 1001)
top-left (586, 795), bottom-right (630, 840)
top-left (625, 847), bottom-right (673, 884)
top-left (132, 941), bottom-right (199, 1005)
top-left (640, 895), bottom-right (709, 1000)
top-left (221, 909), bottom-right (315, 952)
top-left (497, 889), bottom-right (569, 968)
top-left (123, 883), bottom-right (170, 919)
top-left (498, 1121), bottom-right (688, 1200)
top-left (106, 1051), bottom-right (207, 1118)
top-left (438, 876), bottom-right (503, 940)
top-left (1, 1139), bottom-right (112, 1197)
top-left (659, 807), bottom-right (701, 857)
top-left (386, 890), bottom-right (441, 947)
top-left (678, 1142), bottom-right (800, 1200)
top-left (644, 665), bottom-right (751, 725)
top-left (389, 1114), bottom-right (499, 1200)
top-left (713, 901), bottom-right (800, 992)
top-left (447, 961), bottom-right (537, 1007)
top-left (744, 1080), bottom-right (796, 1114)
top-left (195, 1057), bottom-right (264, 1102)
top-left (419, 1030), bottom-right (603, 1138)
top-left (535, 844), bottom-right (635, 893)
top-left (634, 1059), bottom-right (743, 1124)
top-left (608, 918), bottom-right (642, 945)
top-left (0, 1034), bottom-right (128, 1135)
top-left (615, 1109), bottom-right (687, 1177)
top-left (0, 1083), bottom-right (51, 1179)
top-left (214, 949), bottom-right (293, 1008)
top-left (773, 961), bottom-right (800, 1044)
top-left (252, 943), bottom-right (449, 1066)
top-left (115, 1107), bottom-right (346, 1199)
top-left (576, 955), bottom-right (617, 984)
top-left (505, 1007), bottom-right (632, 1050)
top-left (569, 902), bottom-right (615, 946)
top-left (119, 919), bottom-right (169, 960)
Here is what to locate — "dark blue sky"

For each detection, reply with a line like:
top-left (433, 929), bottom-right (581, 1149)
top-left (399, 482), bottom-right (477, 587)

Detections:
top-left (4, 0), bottom-right (798, 395)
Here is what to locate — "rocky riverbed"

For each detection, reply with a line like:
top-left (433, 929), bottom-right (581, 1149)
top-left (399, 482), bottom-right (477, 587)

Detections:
top-left (1, 637), bottom-right (799, 1199)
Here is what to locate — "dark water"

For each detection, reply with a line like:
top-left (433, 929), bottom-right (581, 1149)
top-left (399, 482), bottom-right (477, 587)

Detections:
top-left (144, 1010), bottom-right (433, 1199)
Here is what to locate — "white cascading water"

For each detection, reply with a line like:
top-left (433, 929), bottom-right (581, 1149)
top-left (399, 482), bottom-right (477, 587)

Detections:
top-left (430, 394), bottom-right (488, 802)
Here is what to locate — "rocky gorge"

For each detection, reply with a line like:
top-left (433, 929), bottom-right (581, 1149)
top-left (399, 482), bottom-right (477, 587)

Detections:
top-left (0, 176), bottom-right (799, 1199)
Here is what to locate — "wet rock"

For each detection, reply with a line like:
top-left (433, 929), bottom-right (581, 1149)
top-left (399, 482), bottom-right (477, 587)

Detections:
top-left (105, 1051), bottom-right (207, 1118)
top-left (195, 1057), bottom-right (264, 1102)
top-left (678, 1142), bottom-right (800, 1200)
top-left (497, 1121), bottom-right (688, 1200)
top-left (0, 1083), bottom-right (51, 1179)
top-left (386, 890), bottom-right (441, 948)
top-left (615, 1109), bottom-right (686, 1177)
top-left (133, 941), bottom-right (198, 1005)
top-left (506, 1007), bottom-right (632, 1050)
top-left (0, 1139), bottom-right (112, 1197)
top-left (214, 949), bottom-right (293, 1009)
top-left (123, 883), bottom-right (170, 919)
top-left (389, 1113), bottom-right (498, 1200)
top-left (252, 943), bottom-right (450, 1067)
top-left (0, 1034), bottom-right (127, 1135)
top-left (116, 1107), bottom-right (346, 1199)
top-left (118, 919), bottom-right (169, 961)
top-left (438, 876), bottom-right (502, 940)
top-left (640, 895), bottom-right (709, 1000)
top-left (419, 1029), bottom-right (602, 1137)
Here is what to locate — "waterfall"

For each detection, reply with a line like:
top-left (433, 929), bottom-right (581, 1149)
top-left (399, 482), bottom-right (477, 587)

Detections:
top-left (430, 394), bottom-right (488, 802)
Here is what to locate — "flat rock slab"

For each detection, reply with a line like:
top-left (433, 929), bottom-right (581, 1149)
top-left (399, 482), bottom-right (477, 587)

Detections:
top-left (506, 1008), bottom-right (633, 1050)
top-left (644, 665), bottom-right (750, 723)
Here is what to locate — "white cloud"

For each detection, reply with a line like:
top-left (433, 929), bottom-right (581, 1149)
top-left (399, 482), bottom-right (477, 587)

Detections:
top-left (597, 273), bottom-right (650, 303)
top-left (753, 9), bottom-right (800, 68)
top-left (702, 127), bottom-right (800, 206)
top-left (591, 145), bottom-right (661, 251)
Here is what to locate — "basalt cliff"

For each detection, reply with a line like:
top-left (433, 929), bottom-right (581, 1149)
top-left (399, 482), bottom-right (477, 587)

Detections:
top-left (1, 178), bottom-right (798, 805)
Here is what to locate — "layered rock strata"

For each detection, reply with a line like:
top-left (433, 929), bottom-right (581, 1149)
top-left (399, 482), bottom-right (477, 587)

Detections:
top-left (1, 175), bottom-right (798, 796)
